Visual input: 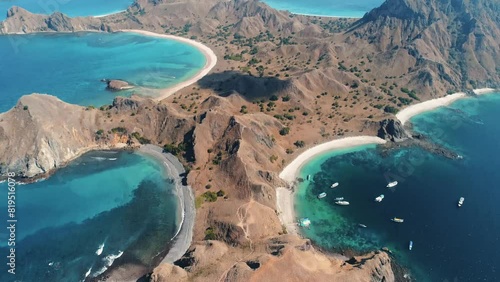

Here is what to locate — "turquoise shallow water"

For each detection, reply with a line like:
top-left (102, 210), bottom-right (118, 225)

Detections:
top-left (0, 0), bottom-right (133, 20)
top-left (295, 93), bottom-right (500, 281)
top-left (0, 32), bottom-right (206, 113)
top-left (262, 0), bottom-right (384, 18)
top-left (0, 151), bottom-right (178, 281)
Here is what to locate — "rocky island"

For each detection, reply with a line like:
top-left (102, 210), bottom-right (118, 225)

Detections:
top-left (105, 79), bottom-right (134, 91)
top-left (0, 0), bottom-right (498, 281)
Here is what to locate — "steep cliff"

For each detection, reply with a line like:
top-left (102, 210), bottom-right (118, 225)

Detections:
top-left (0, 94), bottom-right (101, 177)
top-left (0, 94), bottom-right (193, 178)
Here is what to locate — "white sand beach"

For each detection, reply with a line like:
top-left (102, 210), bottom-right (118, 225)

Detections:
top-left (120, 29), bottom-right (217, 101)
top-left (396, 92), bottom-right (467, 125)
top-left (279, 136), bottom-right (387, 183)
top-left (276, 136), bottom-right (387, 234)
top-left (474, 88), bottom-right (497, 95)
top-left (396, 88), bottom-right (498, 125)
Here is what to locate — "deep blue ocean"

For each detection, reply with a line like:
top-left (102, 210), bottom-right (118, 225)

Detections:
top-left (0, 32), bottom-right (206, 113)
top-left (0, 0), bottom-right (133, 20)
top-left (262, 0), bottom-right (384, 17)
top-left (0, 151), bottom-right (179, 281)
top-left (295, 93), bottom-right (500, 281)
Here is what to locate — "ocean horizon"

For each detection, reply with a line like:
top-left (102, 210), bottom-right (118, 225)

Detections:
top-left (0, 0), bottom-right (133, 20)
top-left (262, 0), bottom-right (383, 18)
top-left (294, 92), bottom-right (500, 281)
top-left (0, 32), bottom-right (206, 113)
top-left (0, 150), bottom-right (179, 281)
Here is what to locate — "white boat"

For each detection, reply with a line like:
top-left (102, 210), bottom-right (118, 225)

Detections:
top-left (307, 175), bottom-right (311, 181)
top-left (334, 197), bottom-right (344, 201)
top-left (391, 217), bottom-right (404, 223)
top-left (335, 201), bottom-right (350, 206)
top-left (318, 192), bottom-right (327, 199)
top-left (387, 181), bottom-right (398, 188)
top-left (375, 194), bottom-right (385, 202)
top-left (409, 241), bottom-right (413, 251)
top-left (358, 224), bottom-right (367, 228)
top-left (330, 182), bottom-right (339, 188)
top-left (458, 197), bottom-right (464, 207)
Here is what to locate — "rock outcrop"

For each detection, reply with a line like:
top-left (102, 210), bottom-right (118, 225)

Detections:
top-left (0, 94), bottom-right (101, 177)
top-left (0, 94), bottom-right (194, 179)
top-left (377, 119), bottom-right (409, 142)
top-left (106, 79), bottom-right (134, 91)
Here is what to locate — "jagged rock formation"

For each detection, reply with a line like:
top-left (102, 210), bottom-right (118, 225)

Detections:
top-left (377, 119), bottom-right (409, 142)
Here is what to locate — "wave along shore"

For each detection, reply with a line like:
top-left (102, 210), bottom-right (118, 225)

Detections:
top-left (396, 88), bottom-right (497, 125)
top-left (277, 136), bottom-right (387, 235)
top-left (119, 29), bottom-right (218, 101)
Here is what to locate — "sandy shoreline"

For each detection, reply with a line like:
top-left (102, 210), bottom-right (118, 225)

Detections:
top-left (137, 145), bottom-right (195, 264)
top-left (119, 29), bottom-right (217, 101)
top-left (395, 92), bottom-right (467, 125)
top-left (396, 87), bottom-right (498, 125)
top-left (276, 136), bottom-right (387, 234)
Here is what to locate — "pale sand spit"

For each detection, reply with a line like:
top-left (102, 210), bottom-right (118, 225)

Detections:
top-left (396, 88), bottom-right (498, 125)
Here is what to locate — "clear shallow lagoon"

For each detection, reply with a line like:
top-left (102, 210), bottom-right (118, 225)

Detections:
top-left (0, 0), bottom-right (133, 20)
top-left (295, 93), bottom-right (500, 281)
top-left (262, 0), bottom-right (383, 18)
top-left (0, 151), bottom-right (179, 281)
top-left (0, 32), bottom-right (206, 112)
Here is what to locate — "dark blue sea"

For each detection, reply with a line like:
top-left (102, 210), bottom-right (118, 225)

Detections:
top-left (295, 93), bottom-right (500, 281)
top-left (0, 151), bottom-right (179, 281)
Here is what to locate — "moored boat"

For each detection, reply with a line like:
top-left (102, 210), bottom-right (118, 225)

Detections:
top-left (409, 241), bottom-right (413, 250)
top-left (375, 194), bottom-right (385, 202)
top-left (335, 201), bottom-right (350, 206)
top-left (387, 181), bottom-right (398, 188)
top-left (330, 182), bottom-right (339, 188)
top-left (307, 175), bottom-right (311, 181)
top-left (318, 192), bottom-right (327, 199)
top-left (334, 197), bottom-right (344, 201)
top-left (458, 197), bottom-right (464, 207)
top-left (391, 217), bottom-right (404, 223)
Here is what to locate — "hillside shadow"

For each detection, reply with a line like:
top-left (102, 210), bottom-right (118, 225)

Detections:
top-left (197, 71), bottom-right (292, 101)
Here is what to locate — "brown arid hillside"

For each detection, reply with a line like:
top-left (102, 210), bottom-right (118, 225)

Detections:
top-left (0, 0), bottom-right (498, 281)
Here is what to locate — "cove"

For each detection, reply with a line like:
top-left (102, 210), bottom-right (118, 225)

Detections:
top-left (0, 32), bottom-right (206, 113)
top-left (0, 150), bottom-right (179, 281)
top-left (294, 93), bottom-right (500, 281)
